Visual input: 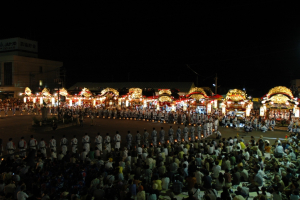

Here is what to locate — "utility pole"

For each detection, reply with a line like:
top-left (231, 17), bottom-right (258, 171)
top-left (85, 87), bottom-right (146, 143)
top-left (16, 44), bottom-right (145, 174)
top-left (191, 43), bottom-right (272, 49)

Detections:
top-left (214, 74), bottom-right (218, 94)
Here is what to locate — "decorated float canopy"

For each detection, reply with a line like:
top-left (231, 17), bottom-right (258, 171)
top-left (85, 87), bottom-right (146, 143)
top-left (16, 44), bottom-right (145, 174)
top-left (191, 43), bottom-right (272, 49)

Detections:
top-left (225, 89), bottom-right (246, 101)
top-left (262, 86), bottom-right (297, 107)
top-left (223, 89), bottom-right (252, 116)
top-left (99, 88), bottom-right (119, 97)
top-left (186, 87), bottom-right (208, 100)
top-left (128, 88), bottom-right (142, 99)
top-left (158, 89), bottom-right (172, 104)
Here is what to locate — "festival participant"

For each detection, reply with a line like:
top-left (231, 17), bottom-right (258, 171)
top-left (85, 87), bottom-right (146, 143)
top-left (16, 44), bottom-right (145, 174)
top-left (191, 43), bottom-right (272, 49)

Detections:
top-left (71, 135), bottom-right (78, 154)
top-left (270, 118), bottom-right (276, 131)
top-left (136, 131), bottom-right (141, 146)
top-left (152, 128), bottom-right (157, 147)
top-left (190, 125), bottom-right (195, 142)
top-left (49, 136), bottom-right (56, 152)
top-left (29, 135), bottom-right (38, 152)
top-left (104, 133), bottom-right (111, 152)
top-left (183, 125), bottom-right (189, 142)
top-left (18, 137), bottom-right (27, 158)
top-left (159, 127), bottom-right (165, 145)
top-left (126, 131), bottom-right (133, 150)
top-left (113, 131), bottom-right (121, 151)
top-left (168, 126), bottom-right (174, 144)
top-left (95, 132), bottom-right (103, 152)
top-left (6, 138), bottom-right (15, 158)
top-left (82, 133), bottom-right (90, 152)
top-left (143, 129), bottom-right (149, 147)
top-left (38, 138), bottom-right (47, 158)
top-left (176, 126), bottom-right (182, 142)
top-left (60, 135), bottom-right (68, 155)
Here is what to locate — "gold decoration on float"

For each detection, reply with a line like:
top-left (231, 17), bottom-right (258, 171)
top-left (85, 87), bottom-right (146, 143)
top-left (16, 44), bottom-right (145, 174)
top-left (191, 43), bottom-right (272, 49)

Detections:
top-left (270, 94), bottom-right (290, 104)
top-left (24, 87), bottom-right (32, 96)
top-left (129, 88), bottom-right (142, 99)
top-left (100, 88), bottom-right (119, 96)
top-left (267, 86), bottom-right (293, 99)
top-left (80, 87), bottom-right (92, 98)
top-left (188, 87), bottom-right (207, 97)
top-left (159, 89), bottom-right (171, 96)
top-left (190, 94), bottom-right (205, 100)
top-left (59, 88), bottom-right (68, 96)
top-left (42, 88), bottom-right (51, 97)
top-left (225, 89), bottom-right (246, 101)
top-left (159, 96), bottom-right (172, 102)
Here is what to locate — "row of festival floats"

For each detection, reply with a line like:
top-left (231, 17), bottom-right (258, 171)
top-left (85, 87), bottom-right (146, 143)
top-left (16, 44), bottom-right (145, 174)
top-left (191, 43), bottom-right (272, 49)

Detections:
top-left (21, 86), bottom-right (253, 118)
top-left (260, 86), bottom-right (299, 120)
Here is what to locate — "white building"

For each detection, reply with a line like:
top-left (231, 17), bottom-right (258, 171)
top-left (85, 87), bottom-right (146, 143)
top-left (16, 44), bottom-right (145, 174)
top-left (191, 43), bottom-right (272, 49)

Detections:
top-left (0, 37), bottom-right (63, 98)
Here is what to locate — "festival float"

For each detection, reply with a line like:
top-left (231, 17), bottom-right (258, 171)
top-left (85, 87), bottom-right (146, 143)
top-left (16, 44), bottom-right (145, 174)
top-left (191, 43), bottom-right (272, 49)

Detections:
top-left (185, 87), bottom-right (209, 113)
top-left (119, 88), bottom-right (144, 109)
top-left (97, 87), bottom-right (119, 107)
top-left (223, 89), bottom-right (252, 117)
top-left (261, 86), bottom-right (299, 120)
top-left (157, 89), bottom-right (173, 110)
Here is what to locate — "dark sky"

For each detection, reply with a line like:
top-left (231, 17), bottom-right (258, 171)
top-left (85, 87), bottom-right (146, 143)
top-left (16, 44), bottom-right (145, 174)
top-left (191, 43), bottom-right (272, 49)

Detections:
top-left (1, 2), bottom-right (300, 96)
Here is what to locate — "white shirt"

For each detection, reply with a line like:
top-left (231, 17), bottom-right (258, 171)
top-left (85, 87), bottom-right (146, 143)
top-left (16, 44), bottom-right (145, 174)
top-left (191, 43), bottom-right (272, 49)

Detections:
top-left (192, 188), bottom-right (201, 200)
top-left (162, 177), bottom-right (170, 190)
top-left (17, 191), bottom-right (29, 200)
top-left (195, 171), bottom-right (204, 185)
top-left (243, 151), bottom-right (250, 161)
top-left (275, 145), bottom-right (284, 154)
top-left (137, 147), bottom-right (143, 155)
top-left (212, 165), bottom-right (221, 178)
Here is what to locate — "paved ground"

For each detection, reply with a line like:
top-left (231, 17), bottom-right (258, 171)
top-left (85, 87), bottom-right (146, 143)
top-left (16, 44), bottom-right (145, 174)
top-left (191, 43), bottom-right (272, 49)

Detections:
top-left (0, 111), bottom-right (289, 154)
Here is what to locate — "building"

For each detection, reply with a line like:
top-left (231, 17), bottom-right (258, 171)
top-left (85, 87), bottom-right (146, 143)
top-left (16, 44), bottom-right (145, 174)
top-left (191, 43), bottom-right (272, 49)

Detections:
top-left (0, 37), bottom-right (63, 98)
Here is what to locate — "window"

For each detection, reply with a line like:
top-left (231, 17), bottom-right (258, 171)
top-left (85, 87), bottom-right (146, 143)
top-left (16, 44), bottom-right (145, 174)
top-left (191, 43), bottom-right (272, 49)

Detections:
top-left (39, 80), bottom-right (43, 86)
top-left (4, 62), bottom-right (12, 86)
top-left (39, 66), bottom-right (43, 73)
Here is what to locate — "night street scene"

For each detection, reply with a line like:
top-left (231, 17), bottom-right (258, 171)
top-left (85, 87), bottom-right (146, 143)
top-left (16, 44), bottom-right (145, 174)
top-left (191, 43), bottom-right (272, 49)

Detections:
top-left (1, 2), bottom-right (300, 200)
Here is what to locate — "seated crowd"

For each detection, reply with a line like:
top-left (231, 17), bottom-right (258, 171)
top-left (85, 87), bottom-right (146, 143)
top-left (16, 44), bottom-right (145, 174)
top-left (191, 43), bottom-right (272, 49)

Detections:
top-left (1, 132), bottom-right (300, 200)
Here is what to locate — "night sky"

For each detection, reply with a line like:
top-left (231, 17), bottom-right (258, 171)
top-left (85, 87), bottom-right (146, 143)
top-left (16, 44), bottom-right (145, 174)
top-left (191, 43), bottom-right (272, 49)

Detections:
top-left (1, 2), bottom-right (300, 97)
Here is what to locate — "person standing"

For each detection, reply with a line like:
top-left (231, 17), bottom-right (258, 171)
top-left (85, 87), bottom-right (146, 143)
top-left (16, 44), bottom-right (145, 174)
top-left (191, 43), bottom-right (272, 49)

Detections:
top-left (168, 126), bottom-right (174, 144)
top-left (104, 133), bottom-right (111, 152)
top-left (82, 133), bottom-right (90, 152)
top-left (49, 136), bottom-right (57, 152)
top-left (203, 122), bottom-right (207, 138)
top-left (38, 138), bottom-right (47, 158)
top-left (143, 129), bottom-right (149, 147)
top-left (60, 135), bottom-right (68, 155)
top-left (95, 132), bottom-right (103, 151)
top-left (136, 131), bottom-right (141, 146)
top-left (197, 124), bottom-right (202, 140)
top-left (126, 131), bottom-right (133, 150)
top-left (29, 135), bottom-right (37, 151)
top-left (6, 138), bottom-right (15, 158)
top-left (152, 128), bottom-right (157, 147)
top-left (159, 127), bottom-right (165, 145)
top-left (114, 131), bottom-right (121, 151)
top-left (71, 135), bottom-right (78, 154)
top-left (190, 126), bottom-right (195, 142)
top-left (183, 125), bottom-right (189, 142)
top-left (176, 126), bottom-right (182, 142)
top-left (18, 137), bottom-right (27, 158)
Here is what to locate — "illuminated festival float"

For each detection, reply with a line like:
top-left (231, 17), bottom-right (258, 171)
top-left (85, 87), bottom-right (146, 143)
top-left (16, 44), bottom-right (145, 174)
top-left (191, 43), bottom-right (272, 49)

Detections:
top-left (223, 89), bottom-right (253, 117)
top-left (97, 88), bottom-right (119, 107)
top-left (185, 87), bottom-right (209, 113)
top-left (157, 89), bottom-right (173, 110)
top-left (119, 88), bottom-right (144, 108)
top-left (260, 86), bottom-right (299, 120)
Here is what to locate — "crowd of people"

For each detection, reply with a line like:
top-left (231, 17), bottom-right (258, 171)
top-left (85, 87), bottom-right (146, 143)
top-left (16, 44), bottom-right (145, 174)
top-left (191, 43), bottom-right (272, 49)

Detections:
top-left (1, 113), bottom-right (300, 200)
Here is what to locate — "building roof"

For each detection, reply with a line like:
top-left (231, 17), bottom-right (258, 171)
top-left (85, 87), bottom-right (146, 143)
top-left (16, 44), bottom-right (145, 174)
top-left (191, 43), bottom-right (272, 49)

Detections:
top-left (68, 82), bottom-right (195, 93)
